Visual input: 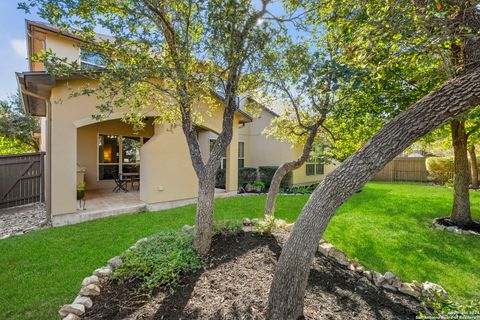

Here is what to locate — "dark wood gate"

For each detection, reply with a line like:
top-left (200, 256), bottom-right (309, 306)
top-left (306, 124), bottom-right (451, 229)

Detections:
top-left (0, 152), bottom-right (45, 209)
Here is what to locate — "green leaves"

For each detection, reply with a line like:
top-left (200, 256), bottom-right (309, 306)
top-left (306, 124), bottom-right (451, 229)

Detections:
top-left (112, 231), bottom-right (201, 293)
top-left (0, 93), bottom-right (39, 152)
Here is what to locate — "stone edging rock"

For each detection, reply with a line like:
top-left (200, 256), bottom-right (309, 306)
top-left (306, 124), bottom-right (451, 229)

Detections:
top-left (318, 239), bottom-right (448, 300)
top-left (432, 218), bottom-right (479, 235)
top-left (58, 237), bottom-right (149, 320)
top-left (60, 230), bottom-right (449, 319)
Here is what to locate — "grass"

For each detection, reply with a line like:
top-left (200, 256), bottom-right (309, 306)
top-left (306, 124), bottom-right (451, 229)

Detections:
top-left (0, 182), bottom-right (479, 319)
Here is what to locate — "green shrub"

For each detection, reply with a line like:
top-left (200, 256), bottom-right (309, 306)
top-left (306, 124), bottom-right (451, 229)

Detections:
top-left (419, 296), bottom-right (480, 319)
top-left (238, 167), bottom-right (257, 186)
top-left (213, 219), bottom-right (243, 234)
top-left (258, 166), bottom-right (292, 189)
top-left (215, 168), bottom-right (226, 189)
top-left (252, 180), bottom-right (266, 192)
top-left (282, 183), bottom-right (319, 194)
top-left (112, 232), bottom-right (201, 293)
top-left (426, 157), bottom-right (454, 185)
top-left (254, 215), bottom-right (287, 234)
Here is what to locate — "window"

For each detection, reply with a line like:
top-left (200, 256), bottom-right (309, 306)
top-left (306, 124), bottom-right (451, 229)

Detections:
top-left (80, 49), bottom-right (107, 69)
top-left (209, 139), bottom-right (244, 169)
top-left (98, 135), bottom-right (120, 180)
top-left (306, 154), bottom-right (324, 176)
top-left (238, 142), bottom-right (245, 168)
top-left (98, 134), bottom-right (148, 180)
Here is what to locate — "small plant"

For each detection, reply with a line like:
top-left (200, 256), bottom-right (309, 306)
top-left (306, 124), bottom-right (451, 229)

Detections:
top-left (254, 215), bottom-right (287, 234)
top-left (76, 183), bottom-right (86, 200)
top-left (252, 180), bottom-right (266, 192)
top-left (213, 220), bottom-right (243, 234)
top-left (112, 231), bottom-right (201, 293)
top-left (418, 295), bottom-right (480, 319)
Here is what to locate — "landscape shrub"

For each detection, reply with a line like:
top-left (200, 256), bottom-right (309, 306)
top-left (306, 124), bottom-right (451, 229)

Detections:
top-left (213, 219), bottom-right (243, 234)
top-left (282, 183), bottom-right (319, 194)
top-left (419, 296), bottom-right (480, 319)
top-left (426, 157), bottom-right (455, 185)
top-left (112, 231), bottom-right (201, 293)
top-left (258, 166), bottom-right (292, 189)
top-left (252, 180), bottom-right (266, 192)
top-left (254, 215), bottom-right (287, 234)
top-left (215, 168), bottom-right (226, 189)
top-left (238, 167), bottom-right (257, 186)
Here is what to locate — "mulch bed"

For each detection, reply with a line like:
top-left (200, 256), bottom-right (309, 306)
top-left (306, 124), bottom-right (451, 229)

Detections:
top-left (84, 231), bottom-right (430, 320)
top-left (435, 217), bottom-right (480, 233)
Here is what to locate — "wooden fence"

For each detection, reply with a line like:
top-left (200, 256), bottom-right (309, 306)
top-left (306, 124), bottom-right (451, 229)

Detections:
top-left (372, 157), bottom-right (429, 182)
top-left (0, 152), bottom-right (45, 209)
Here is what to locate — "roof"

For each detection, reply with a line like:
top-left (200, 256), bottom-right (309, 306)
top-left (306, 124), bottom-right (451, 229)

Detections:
top-left (19, 21), bottom-right (252, 123)
top-left (26, 19), bottom-right (114, 43)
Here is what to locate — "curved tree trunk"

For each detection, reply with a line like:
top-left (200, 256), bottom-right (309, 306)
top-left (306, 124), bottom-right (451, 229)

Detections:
top-left (266, 68), bottom-right (480, 320)
top-left (468, 144), bottom-right (479, 189)
top-left (450, 119), bottom-right (472, 225)
top-left (264, 127), bottom-right (319, 216)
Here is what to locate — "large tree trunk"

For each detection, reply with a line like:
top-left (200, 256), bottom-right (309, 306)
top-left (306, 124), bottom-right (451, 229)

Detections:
top-left (468, 144), bottom-right (479, 189)
top-left (182, 96), bottom-right (237, 256)
top-left (266, 68), bottom-right (480, 320)
top-left (193, 174), bottom-right (217, 256)
top-left (264, 127), bottom-right (318, 216)
top-left (450, 119), bottom-right (472, 225)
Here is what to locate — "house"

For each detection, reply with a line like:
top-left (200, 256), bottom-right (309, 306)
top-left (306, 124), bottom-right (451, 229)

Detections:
top-left (16, 20), bottom-right (336, 226)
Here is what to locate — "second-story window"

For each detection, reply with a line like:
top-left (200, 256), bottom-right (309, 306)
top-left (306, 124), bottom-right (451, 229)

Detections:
top-left (80, 49), bottom-right (107, 69)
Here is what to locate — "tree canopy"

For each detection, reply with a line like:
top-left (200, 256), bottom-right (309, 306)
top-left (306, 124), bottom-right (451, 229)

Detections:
top-left (0, 93), bottom-right (39, 154)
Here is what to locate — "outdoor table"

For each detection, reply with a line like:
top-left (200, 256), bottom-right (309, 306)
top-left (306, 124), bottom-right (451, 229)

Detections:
top-left (121, 172), bottom-right (140, 190)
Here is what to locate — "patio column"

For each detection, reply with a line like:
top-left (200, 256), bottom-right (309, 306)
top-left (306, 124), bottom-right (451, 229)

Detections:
top-left (225, 117), bottom-right (239, 192)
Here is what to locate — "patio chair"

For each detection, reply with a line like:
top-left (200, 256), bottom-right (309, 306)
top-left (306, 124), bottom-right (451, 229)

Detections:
top-left (113, 174), bottom-right (129, 193)
top-left (131, 176), bottom-right (140, 191)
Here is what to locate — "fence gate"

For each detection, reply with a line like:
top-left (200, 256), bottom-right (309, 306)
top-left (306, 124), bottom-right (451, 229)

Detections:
top-left (0, 152), bottom-right (45, 209)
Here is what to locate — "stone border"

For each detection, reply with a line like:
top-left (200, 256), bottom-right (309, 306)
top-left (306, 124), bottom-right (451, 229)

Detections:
top-left (59, 228), bottom-right (449, 319)
top-left (0, 225), bottom-right (43, 240)
top-left (432, 217), bottom-right (480, 235)
top-left (58, 237), bottom-right (149, 320)
top-left (317, 239), bottom-right (448, 300)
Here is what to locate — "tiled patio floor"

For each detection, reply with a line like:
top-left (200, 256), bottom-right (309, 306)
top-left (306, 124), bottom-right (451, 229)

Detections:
top-left (79, 188), bottom-right (145, 215)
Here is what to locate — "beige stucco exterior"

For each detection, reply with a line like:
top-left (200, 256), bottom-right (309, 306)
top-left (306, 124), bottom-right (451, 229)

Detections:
top-left (19, 20), bottom-right (338, 224)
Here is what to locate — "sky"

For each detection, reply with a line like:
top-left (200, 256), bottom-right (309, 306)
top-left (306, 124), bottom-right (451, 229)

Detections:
top-left (0, 1), bottom-right (42, 100)
top-left (0, 0), bottom-right (303, 101)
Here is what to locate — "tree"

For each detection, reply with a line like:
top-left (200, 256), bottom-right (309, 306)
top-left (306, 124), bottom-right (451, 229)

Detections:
top-left (467, 120), bottom-right (480, 189)
top-left (267, 66), bottom-right (480, 320)
top-left (267, 1), bottom-right (480, 318)
top-left (0, 93), bottom-right (39, 153)
top-left (261, 38), bottom-right (346, 216)
top-left (21, 0), bottom-right (285, 255)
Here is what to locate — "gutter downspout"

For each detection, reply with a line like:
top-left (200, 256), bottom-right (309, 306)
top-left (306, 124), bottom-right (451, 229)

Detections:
top-left (18, 88), bottom-right (52, 226)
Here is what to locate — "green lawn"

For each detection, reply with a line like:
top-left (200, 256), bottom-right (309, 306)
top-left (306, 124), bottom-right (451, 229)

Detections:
top-left (0, 182), bottom-right (479, 319)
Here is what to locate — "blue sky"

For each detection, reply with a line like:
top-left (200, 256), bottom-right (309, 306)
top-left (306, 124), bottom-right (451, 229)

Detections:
top-left (0, 0), bottom-right (302, 101)
top-left (0, 1), bottom-right (41, 100)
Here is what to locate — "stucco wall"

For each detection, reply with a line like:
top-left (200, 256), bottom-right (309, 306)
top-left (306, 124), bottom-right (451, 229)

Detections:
top-left (140, 124), bottom-right (199, 203)
top-left (46, 34), bottom-right (80, 63)
top-left (48, 77), bottom-right (240, 216)
top-left (77, 119), bottom-right (154, 190)
top-left (239, 109), bottom-right (294, 168)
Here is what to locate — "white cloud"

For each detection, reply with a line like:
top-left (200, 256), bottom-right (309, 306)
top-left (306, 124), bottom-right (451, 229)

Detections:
top-left (10, 39), bottom-right (27, 59)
